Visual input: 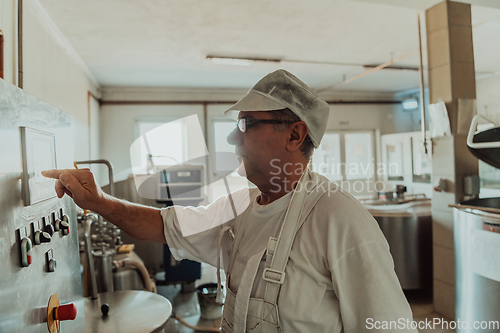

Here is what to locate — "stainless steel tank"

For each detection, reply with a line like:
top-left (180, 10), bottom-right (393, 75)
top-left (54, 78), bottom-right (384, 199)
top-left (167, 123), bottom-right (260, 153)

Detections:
top-left (365, 199), bottom-right (433, 289)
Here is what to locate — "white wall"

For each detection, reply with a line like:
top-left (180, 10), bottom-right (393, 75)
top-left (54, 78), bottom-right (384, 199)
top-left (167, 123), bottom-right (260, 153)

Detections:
top-left (328, 103), bottom-right (405, 134)
top-left (0, 0), bottom-right (100, 165)
top-left (476, 73), bottom-right (500, 124)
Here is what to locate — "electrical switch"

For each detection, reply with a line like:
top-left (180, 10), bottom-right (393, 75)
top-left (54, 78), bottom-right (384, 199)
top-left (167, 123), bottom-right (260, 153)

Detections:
top-left (20, 237), bottom-right (33, 267)
top-left (47, 294), bottom-right (77, 333)
top-left (54, 303), bottom-right (77, 321)
top-left (60, 221), bottom-right (70, 236)
top-left (34, 231), bottom-right (41, 245)
top-left (48, 258), bottom-right (57, 272)
top-left (35, 231), bottom-right (52, 244)
top-left (54, 218), bottom-right (61, 231)
top-left (44, 224), bottom-right (55, 236)
top-left (46, 249), bottom-right (56, 272)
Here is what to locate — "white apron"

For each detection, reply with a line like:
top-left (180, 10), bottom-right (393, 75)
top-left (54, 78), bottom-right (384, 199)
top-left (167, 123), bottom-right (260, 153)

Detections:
top-left (219, 169), bottom-right (329, 333)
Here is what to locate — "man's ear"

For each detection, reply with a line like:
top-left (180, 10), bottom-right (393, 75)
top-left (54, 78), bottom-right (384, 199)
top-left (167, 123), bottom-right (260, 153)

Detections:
top-left (287, 121), bottom-right (308, 152)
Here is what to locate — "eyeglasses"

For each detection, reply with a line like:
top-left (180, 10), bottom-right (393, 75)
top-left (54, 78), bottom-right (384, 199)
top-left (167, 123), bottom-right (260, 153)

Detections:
top-left (236, 118), bottom-right (296, 133)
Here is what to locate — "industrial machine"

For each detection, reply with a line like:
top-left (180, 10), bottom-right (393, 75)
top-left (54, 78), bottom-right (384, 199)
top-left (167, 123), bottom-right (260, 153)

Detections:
top-left (0, 79), bottom-right (171, 332)
top-left (452, 114), bottom-right (500, 332)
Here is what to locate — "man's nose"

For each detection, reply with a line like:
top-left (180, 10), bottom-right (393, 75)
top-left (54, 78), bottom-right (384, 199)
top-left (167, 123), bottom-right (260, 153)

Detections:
top-left (227, 127), bottom-right (241, 146)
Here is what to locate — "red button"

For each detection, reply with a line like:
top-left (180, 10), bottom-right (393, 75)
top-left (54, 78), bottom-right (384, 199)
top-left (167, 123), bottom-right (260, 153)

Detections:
top-left (54, 303), bottom-right (77, 321)
top-left (27, 255), bottom-right (32, 265)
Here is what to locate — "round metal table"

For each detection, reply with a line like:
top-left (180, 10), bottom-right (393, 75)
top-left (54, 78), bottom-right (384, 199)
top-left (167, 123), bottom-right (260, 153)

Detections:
top-left (84, 290), bottom-right (172, 333)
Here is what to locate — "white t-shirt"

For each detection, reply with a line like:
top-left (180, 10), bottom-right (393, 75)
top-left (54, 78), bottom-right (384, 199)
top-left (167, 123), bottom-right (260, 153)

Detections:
top-left (161, 180), bottom-right (417, 333)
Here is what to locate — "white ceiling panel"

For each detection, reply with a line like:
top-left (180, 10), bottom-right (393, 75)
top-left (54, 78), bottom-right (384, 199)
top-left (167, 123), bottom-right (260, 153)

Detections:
top-left (37, 0), bottom-right (500, 93)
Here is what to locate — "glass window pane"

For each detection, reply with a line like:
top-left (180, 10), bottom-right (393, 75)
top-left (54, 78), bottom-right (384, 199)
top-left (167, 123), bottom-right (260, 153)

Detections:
top-left (312, 133), bottom-right (342, 181)
top-left (386, 142), bottom-right (404, 180)
top-left (138, 121), bottom-right (184, 167)
top-left (214, 121), bottom-right (237, 172)
top-left (345, 133), bottom-right (373, 180)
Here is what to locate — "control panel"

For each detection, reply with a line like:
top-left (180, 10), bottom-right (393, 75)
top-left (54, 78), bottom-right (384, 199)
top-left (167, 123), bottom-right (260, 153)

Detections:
top-left (0, 79), bottom-right (85, 332)
top-left (18, 208), bottom-right (74, 272)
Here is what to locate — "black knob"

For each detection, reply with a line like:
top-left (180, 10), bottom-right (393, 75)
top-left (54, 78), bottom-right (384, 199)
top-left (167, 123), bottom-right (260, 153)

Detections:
top-left (44, 224), bottom-right (55, 236)
top-left (101, 303), bottom-right (109, 317)
top-left (40, 231), bottom-right (52, 243)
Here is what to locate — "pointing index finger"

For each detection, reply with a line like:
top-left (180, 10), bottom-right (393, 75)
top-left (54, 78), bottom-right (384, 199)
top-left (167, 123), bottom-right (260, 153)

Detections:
top-left (41, 169), bottom-right (75, 179)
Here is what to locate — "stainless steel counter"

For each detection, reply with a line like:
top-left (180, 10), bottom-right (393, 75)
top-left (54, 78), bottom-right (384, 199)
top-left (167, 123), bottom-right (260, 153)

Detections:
top-left (84, 290), bottom-right (172, 333)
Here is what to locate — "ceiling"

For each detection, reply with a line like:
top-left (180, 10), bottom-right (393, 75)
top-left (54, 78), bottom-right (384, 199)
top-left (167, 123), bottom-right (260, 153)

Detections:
top-left (38, 0), bottom-right (500, 94)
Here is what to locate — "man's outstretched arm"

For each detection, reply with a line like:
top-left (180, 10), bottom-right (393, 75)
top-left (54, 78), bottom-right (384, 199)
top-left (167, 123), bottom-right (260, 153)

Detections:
top-left (42, 168), bottom-right (166, 243)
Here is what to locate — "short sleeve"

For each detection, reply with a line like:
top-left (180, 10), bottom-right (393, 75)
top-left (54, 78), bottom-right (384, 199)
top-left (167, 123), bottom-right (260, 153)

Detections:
top-left (160, 187), bottom-right (255, 267)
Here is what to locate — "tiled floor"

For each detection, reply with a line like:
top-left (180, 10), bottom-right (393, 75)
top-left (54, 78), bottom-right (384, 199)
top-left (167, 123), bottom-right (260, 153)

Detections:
top-left (159, 286), bottom-right (456, 333)
top-left (406, 290), bottom-right (456, 333)
top-left (159, 284), bottom-right (221, 333)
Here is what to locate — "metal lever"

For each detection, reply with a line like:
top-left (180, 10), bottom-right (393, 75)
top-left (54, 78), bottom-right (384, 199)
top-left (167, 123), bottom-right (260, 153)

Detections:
top-left (83, 214), bottom-right (99, 299)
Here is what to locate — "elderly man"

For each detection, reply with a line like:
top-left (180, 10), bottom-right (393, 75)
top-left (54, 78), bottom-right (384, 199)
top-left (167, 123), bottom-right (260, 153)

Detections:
top-left (43, 69), bottom-right (416, 333)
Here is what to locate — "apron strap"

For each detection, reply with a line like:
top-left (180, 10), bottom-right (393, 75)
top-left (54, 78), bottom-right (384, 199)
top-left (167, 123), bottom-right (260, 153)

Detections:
top-left (233, 248), bottom-right (266, 333)
top-left (263, 168), bottom-right (320, 307)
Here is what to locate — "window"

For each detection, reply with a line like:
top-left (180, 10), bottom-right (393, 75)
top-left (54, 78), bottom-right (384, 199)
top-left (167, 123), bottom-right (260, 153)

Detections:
top-left (344, 132), bottom-right (374, 180)
top-left (386, 142), bottom-right (404, 181)
top-left (312, 130), bottom-right (375, 197)
top-left (311, 133), bottom-right (342, 181)
top-left (133, 119), bottom-right (187, 173)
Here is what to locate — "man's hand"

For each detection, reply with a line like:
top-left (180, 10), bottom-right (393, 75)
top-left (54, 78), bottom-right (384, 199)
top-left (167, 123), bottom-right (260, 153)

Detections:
top-left (42, 168), bottom-right (166, 243)
top-left (41, 168), bottom-right (105, 212)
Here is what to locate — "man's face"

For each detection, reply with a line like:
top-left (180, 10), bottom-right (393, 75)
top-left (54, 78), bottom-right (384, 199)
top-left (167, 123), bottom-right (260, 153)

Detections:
top-left (227, 111), bottom-right (288, 187)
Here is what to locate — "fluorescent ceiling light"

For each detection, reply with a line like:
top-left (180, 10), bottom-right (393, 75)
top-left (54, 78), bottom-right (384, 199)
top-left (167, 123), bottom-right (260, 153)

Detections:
top-left (402, 98), bottom-right (419, 110)
top-left (363, 64), bottom-right (419, 71)
top-left (207, 55), bottom-right (281, 66)
top-left (208, 57), bottom-right (251, 66)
